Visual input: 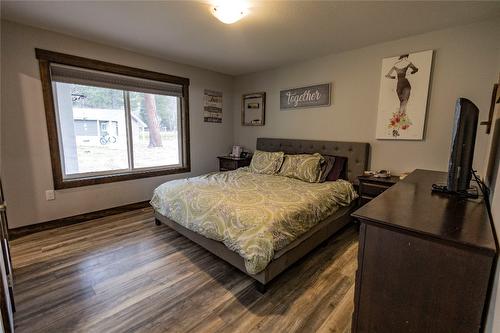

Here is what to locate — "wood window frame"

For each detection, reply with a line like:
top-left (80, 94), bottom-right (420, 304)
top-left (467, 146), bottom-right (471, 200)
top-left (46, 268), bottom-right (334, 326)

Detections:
top-left (36, 48), bottom-right (191, 189)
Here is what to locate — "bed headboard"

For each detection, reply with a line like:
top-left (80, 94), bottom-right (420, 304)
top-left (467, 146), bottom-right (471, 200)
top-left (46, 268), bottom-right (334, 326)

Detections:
top-left (256, 138), bottom-right (370, 183)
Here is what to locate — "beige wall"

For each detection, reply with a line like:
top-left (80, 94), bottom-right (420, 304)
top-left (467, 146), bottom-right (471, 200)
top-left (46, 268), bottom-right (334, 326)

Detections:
top-left (233, 19), bottom-right (500, 175)
top-left (485, 109), bottom-right (500, 333)
top-left (484, 68), bottom-right (500, 332)
top-left (0, 20), bottom-right (234, 228)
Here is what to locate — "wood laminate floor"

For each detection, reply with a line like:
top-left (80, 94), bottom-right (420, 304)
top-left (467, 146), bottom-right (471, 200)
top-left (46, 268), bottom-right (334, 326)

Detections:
top-left (11, 207), bottom-right (358, 333)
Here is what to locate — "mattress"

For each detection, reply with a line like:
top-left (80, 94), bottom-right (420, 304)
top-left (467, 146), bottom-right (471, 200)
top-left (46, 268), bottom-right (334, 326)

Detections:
top-left (150, 167), bottom-right (358, 274)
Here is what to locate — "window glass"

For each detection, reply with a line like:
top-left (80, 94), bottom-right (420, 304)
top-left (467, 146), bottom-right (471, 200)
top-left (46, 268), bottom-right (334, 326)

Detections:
top-left (55, 82), bottom-right (128, 176)
top-left (129, 92), bottom-right (180, 168)
top-left (74, 120), bottom-right (98, 136)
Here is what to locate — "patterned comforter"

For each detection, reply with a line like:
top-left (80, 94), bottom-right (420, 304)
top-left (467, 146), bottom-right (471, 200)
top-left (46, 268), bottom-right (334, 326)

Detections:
top-left (150, 167), bottom-right (357, 274)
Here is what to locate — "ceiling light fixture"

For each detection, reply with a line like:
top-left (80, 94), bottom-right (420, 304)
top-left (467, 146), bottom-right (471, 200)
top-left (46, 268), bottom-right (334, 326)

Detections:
top-left (211, 1), bottom-right (248, 24)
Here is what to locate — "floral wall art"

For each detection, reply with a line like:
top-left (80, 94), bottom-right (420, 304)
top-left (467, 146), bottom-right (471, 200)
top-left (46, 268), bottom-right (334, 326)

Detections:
top-left (376, 50), bottom-right (433, 140)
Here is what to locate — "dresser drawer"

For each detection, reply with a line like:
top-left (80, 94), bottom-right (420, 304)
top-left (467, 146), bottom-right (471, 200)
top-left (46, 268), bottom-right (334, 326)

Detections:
top-left (219, 159), bottom-right (237, 170)
top-left (360, 182), bottom-right (390, 198)
top-left (218, 156), bottom-right (252, 171)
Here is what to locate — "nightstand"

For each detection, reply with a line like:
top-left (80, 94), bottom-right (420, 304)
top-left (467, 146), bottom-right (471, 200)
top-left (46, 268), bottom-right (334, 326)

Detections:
top-left (217, 156), bottom-right (252, 171)
top-left (357, 175), bottom-right (400, 206)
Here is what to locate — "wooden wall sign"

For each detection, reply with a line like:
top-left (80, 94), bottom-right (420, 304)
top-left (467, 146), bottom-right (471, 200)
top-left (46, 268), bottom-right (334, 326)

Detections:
top-left (280, 83), bottom-right (331, 110)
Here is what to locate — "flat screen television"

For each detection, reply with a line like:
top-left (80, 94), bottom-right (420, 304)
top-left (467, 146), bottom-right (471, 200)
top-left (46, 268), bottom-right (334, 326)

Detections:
top-left (447, 98), bottom-right (479, 193)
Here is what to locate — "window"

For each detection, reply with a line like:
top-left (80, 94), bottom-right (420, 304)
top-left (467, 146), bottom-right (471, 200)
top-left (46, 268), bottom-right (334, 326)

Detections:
top-left (36, 49), bottom-right (190, 189)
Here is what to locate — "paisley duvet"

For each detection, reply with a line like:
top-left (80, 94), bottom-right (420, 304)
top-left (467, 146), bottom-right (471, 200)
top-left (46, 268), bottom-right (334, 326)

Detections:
top-left (150, 167), bottom-right (357, 274)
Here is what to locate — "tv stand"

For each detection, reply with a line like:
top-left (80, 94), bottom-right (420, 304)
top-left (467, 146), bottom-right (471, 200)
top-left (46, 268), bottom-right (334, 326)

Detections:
top-left (351, 169), bottom-right (497, 333)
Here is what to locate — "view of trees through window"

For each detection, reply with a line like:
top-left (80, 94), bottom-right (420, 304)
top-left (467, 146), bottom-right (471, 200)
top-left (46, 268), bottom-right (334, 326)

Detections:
top-left (56, 82), bottom-right (180, 177)
top-left (71, 85), bottom-right (179, 146)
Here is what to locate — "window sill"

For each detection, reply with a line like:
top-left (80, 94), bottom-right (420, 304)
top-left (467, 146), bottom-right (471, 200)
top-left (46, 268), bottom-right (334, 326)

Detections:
top-left (55, 166), bottom-right (191, 189)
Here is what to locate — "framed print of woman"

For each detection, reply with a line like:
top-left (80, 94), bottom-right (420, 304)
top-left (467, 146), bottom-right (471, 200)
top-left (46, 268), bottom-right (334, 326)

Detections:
top-left (385, 55), bottom-right (418, 136)
top-left (375, 50), bottom-right (433, 140)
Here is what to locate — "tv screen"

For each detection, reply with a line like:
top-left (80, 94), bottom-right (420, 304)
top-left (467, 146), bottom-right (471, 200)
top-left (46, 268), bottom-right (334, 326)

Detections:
top-left (447, 98), bottom-right (479, 192)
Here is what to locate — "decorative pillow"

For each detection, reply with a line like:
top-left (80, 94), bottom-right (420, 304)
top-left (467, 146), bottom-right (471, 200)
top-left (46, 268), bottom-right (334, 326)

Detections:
top-left (319, 155), bottom-right (336, 182)
top-left (249, 150), bottom-right (284, 175)
top-left (327, 156), bottom-right (347, 181)
top-left (278, 153), bottom-right (325, 183)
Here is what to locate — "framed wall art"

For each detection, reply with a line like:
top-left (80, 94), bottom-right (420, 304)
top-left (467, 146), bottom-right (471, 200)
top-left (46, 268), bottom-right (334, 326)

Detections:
top-left (242, 92), bottom-right (265, 126)
top-left (375, 50), bottom-right (433, 140)
top-left (204, 89), bottom-right (223, 123)
top-left (280, 83), bottom-right (331, 110)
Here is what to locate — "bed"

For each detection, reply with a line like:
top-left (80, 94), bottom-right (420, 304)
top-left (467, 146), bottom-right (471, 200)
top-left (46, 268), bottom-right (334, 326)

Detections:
top-left (151, 138), bottom-right (370, 290)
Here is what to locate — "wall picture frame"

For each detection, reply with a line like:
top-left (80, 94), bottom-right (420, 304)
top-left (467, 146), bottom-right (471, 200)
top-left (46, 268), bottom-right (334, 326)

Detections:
top-left (375, 50), bottom-right (433, 140)
top-left (203, 89), bottom-right (223, 123)
top-left (242, 92), bottom-right (266, 126)
top-left (280, 83), bottom-right (331, 110)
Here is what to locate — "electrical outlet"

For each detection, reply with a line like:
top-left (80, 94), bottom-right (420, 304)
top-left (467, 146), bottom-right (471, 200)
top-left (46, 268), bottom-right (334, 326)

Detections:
top-left (45, 190), bottom-right (55, 201)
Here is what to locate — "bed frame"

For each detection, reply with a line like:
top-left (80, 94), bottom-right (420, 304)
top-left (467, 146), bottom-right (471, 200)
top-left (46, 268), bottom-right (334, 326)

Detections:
top-left (154, 138), bottom-right (370, 291)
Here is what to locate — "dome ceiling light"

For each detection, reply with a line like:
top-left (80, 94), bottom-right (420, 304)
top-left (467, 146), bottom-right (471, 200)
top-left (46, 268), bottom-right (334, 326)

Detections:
top-left (211, 1), bottom-right (248, 24)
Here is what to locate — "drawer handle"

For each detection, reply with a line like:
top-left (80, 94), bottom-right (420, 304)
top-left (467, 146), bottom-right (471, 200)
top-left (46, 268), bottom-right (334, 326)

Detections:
top-left (362, 183), bottom-right (388, 189)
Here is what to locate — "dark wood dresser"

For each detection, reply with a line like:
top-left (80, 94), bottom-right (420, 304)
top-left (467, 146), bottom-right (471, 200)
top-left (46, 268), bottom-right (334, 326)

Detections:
top-left (217, 156), bottom-right (252, 171)
top-left (351, 169), bottom-right (497, 333)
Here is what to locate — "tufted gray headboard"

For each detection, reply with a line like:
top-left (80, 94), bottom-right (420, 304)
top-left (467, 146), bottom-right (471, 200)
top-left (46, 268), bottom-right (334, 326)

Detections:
top-left (256, 138), bottom-right (370, 183)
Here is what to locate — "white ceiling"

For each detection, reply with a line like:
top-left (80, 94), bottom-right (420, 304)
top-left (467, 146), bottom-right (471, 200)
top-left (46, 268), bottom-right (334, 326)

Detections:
top-left (2, 1), bottom-right (500, 75)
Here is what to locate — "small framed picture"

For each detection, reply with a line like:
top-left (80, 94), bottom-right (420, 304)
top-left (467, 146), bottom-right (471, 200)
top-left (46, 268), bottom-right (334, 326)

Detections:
top-left (242, 92), bottom-right (265, 126)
